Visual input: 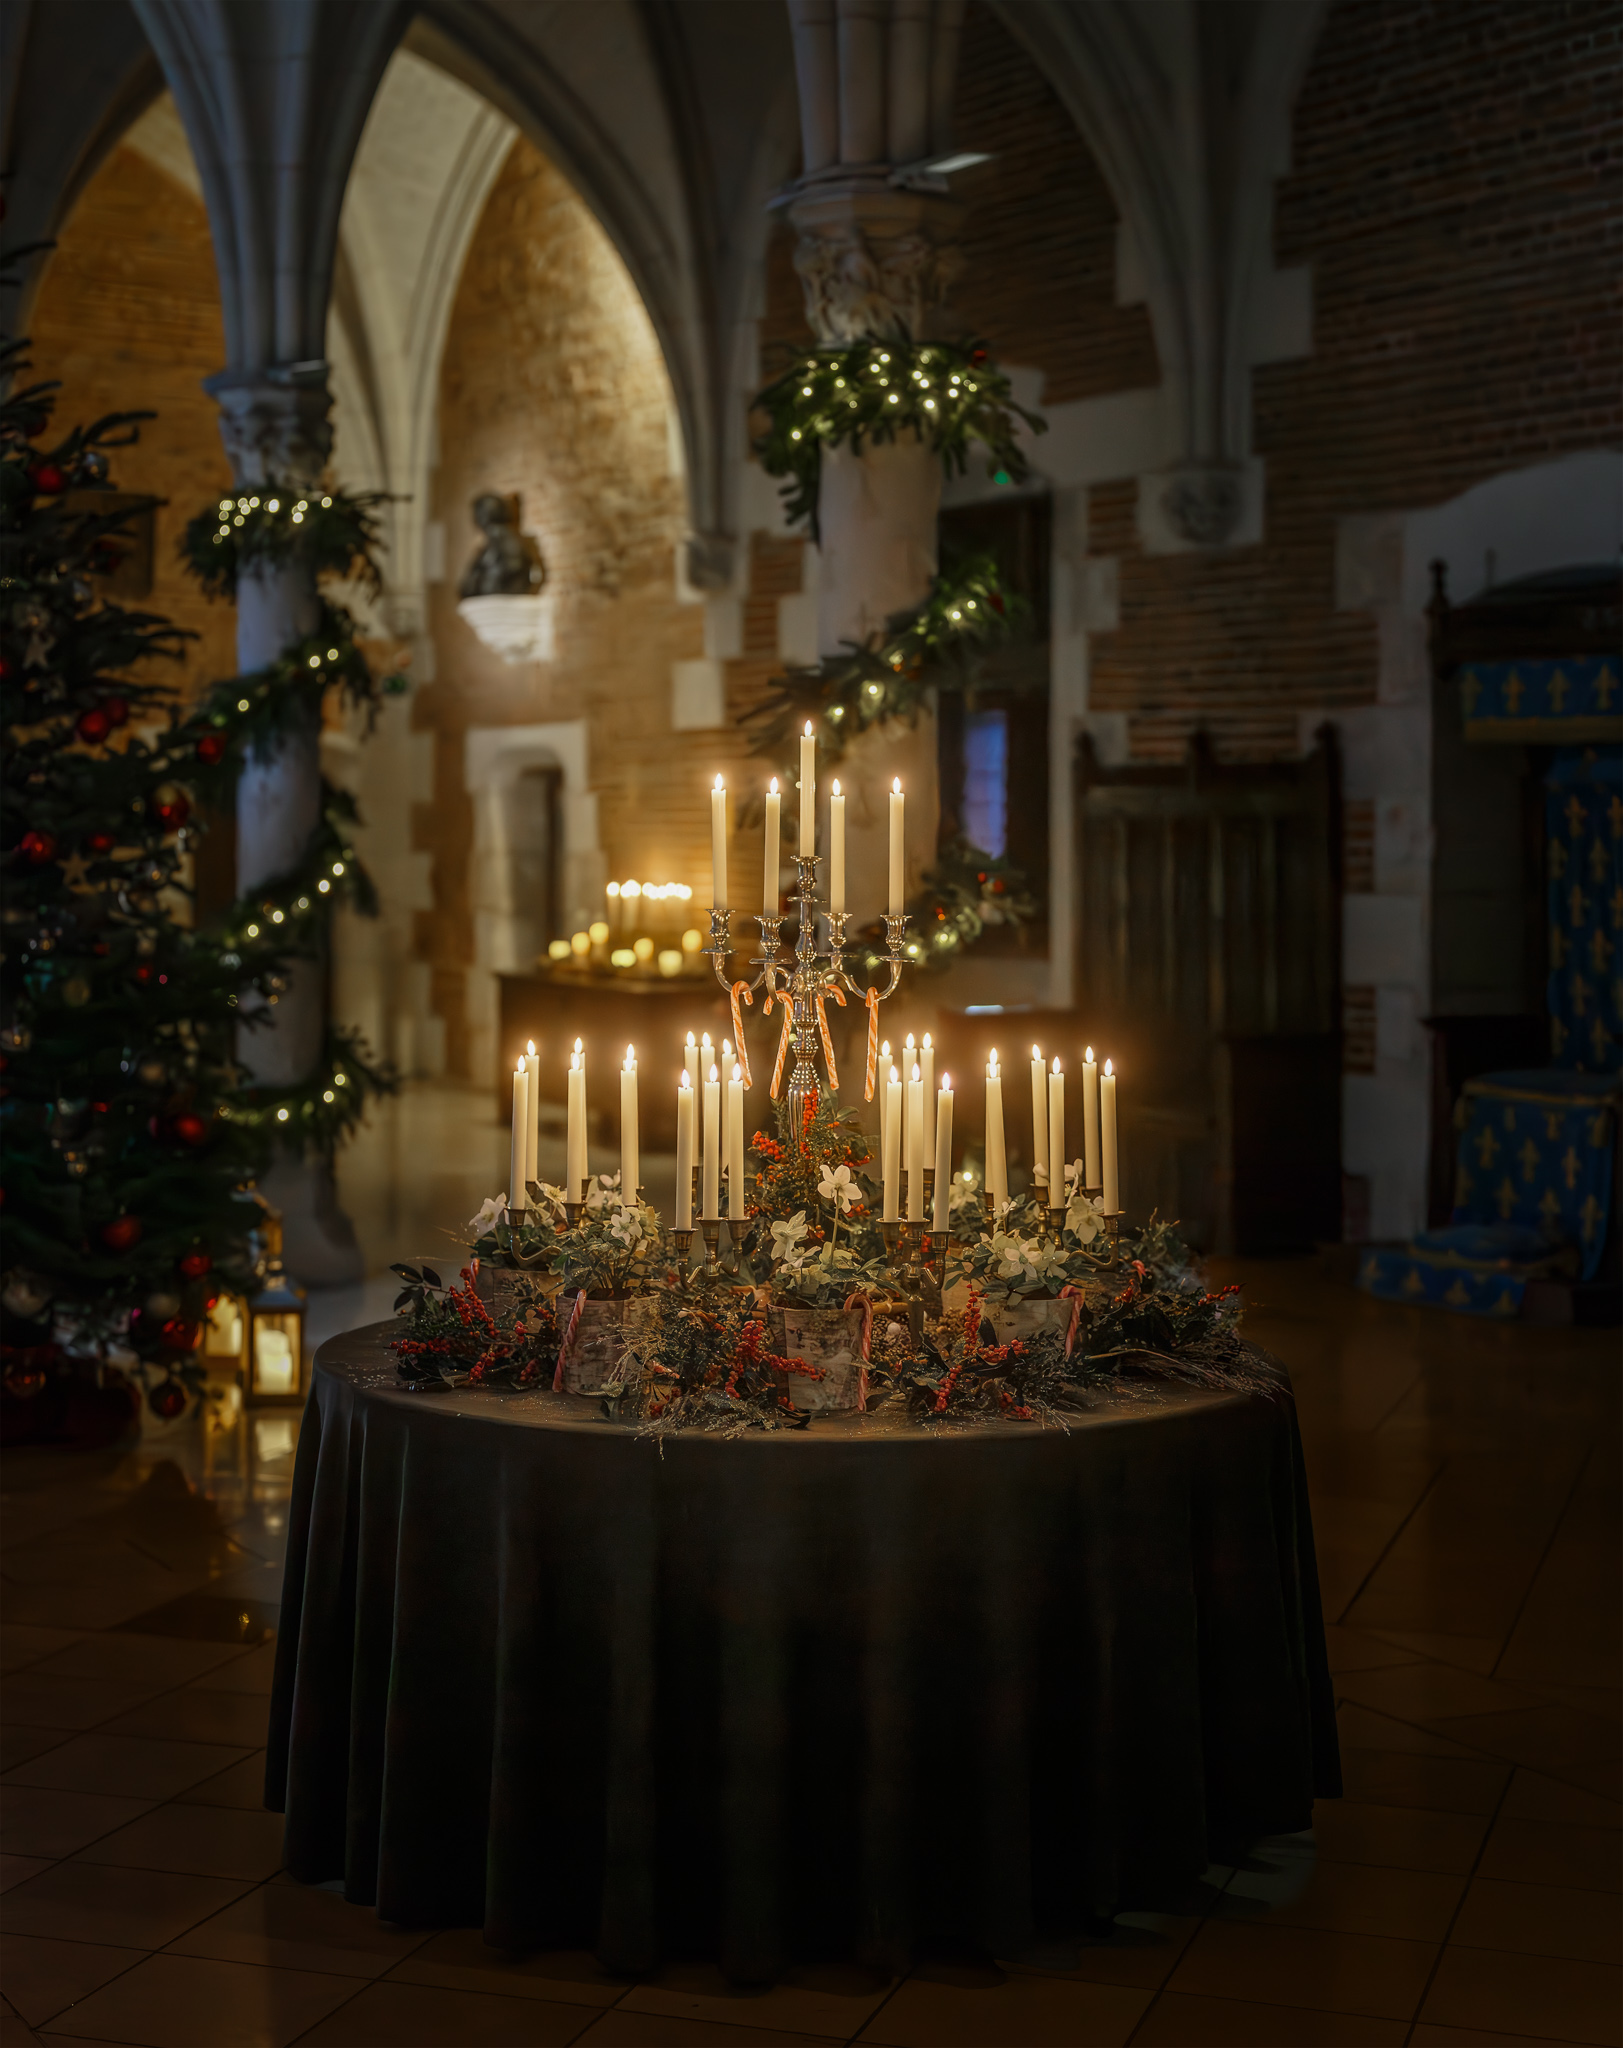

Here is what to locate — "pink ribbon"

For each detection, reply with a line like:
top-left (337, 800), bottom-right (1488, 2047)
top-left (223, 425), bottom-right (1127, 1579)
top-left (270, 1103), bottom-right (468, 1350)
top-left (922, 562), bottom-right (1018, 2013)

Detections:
top-left (552, 1287), bottom-right (587, 1391)
top-left (1059, 1283), bottom-right (1085, 1360)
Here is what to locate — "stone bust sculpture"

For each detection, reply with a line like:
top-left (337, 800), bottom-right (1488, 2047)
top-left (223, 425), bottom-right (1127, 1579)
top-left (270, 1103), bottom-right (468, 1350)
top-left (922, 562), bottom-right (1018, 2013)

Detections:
top-left (459, 492), bottom-right (546, 597)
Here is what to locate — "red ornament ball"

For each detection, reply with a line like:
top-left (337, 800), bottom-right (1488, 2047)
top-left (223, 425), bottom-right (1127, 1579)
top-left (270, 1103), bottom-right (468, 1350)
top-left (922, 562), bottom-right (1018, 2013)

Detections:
top-left (104, 697), bottom-right (129, 728)
top-left (195, 733), bottom-right (227, 766)
top-left (4, 1362), bottom-right (49, 1401)
top-left (150, 786), bottom-right (190, 832)
top-left (28, 462), bottom-right (67, 494)
top-left (133, 965), bottom-right (152, 985)
top-left (19, 830), bottom-right (57, 865)
top-left (147, 1376), bottom-right (189, 1419)
top-left (85, 831), bottom-right (116, 854)
top-left (101, 1215), bottom-right (143, 1252)
top-left (178, 1250), bottom-right (212, 1279)
top-left (76, 707), bottom-right (111, 746)
top-left (171, 1111), bottom-right (208, 1147)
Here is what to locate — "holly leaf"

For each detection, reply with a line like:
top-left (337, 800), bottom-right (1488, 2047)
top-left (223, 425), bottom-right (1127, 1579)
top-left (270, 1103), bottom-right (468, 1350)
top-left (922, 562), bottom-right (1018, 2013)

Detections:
top-left (390, 1263), bottom-right (421, 1280)
top-left (421, 1265), bottom-right (442, 1288)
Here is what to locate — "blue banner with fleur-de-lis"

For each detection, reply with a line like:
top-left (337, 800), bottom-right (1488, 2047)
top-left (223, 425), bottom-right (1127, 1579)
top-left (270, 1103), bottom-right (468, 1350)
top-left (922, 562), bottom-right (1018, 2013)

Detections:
top-left (1462, 657), bottom-right (1622, 743)
top-left (1546, 749), bottom-right (1622, 1077)
top-left (1452, 1070), bottom-right (1616, 1282)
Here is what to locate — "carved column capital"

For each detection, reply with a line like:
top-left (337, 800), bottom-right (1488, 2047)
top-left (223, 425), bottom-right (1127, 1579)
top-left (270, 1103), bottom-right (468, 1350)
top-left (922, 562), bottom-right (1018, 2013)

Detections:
top-left (787, 183), bottom-right (964, 345)
top-left (1159, 464), bottom-right (1246, 548)
top-left (203, 367), bottom-right (333, 489)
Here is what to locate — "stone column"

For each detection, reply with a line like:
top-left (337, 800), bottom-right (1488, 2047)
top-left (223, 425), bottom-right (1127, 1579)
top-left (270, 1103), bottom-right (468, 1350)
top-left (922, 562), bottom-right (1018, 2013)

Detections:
top-left (207, 372), bottom-right (363, 1284)
top-left (783, 0), bottom-right (968, 919)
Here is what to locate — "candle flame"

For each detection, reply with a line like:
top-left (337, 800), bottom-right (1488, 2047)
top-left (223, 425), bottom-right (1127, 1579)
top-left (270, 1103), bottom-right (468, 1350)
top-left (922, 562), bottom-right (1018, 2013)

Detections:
top-left (708, 1063), bottom-right (718, 1084)
top-left (911, 1062), bottom-right (920, 1084)
top-left (892, 777), bottom-right (901, 794)
top-left (1085, 1045), bottom-right (1094, 1063)
top-left (732, 1062), bottom-right (742, 1084)
top-left (831, 777), bottom-right (840, 795)
top-left (804, 719), bottom-right (813, 737)
top-left (526, 1038), bottom-right (536, 1055)
top-left (574, 1037), bottom-right (583, 1053)
top-left (1104, 1058), bottom-right (1113, 1076)
top-left (714, 773), bottom-right (724, 791)
top-left (681, 1068), bottom-right (691, 1088)
top-left (889, 1065), bottom-right (899, 1085)
top-left (769, 776), bottom-right (779, 794)
top-left (607, 881), bottom-right (620, 898)
top-left (988, 1047), bottom-right (999, 1073)
top-left (515, 1059), bottom-right (524, 1075)
top-left (1032, 1044), bottom-right (1041, 1060)
top-left (686, 1031), bottom-right (696, 1048)
top-left (940, 1072), bottom-right (950, 1091)
top-left (922, 1031), bottom-right (932, 1049)
top-left (1052, 1055), bottom-right (1061, 1074)
top-left (625, 1044), bottom-right (635, 1068)
top-left (722, 1038), bottom-right (732, 1056)
top-left (905, 1031), bottom-right (916, 1049)
top-left (881, 1039), bottom-right (890, 1056)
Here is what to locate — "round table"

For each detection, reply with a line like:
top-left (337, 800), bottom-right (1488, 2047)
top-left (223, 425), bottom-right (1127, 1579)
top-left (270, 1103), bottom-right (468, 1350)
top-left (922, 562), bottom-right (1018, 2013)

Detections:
top-left (267, 1326), bottom-right (1340, 1982)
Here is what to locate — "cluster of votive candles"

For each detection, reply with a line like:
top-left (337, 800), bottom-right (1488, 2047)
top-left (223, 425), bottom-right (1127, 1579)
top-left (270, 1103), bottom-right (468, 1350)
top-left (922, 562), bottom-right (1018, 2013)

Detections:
top-left (709, 723), bottom-right (906, 915)
top-left (508, 1034), bottom-right (1119, 1234)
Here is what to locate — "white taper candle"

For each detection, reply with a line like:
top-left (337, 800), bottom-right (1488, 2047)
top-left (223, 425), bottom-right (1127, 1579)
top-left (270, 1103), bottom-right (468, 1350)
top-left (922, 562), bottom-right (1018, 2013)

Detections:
top-left (883, 1065), bottom-right (901, 1221)
top-left (932, 1075), bottom-right (953, 1230)
top-left (711, 776), bottom-right (728, 909)
top-left (509, 1061), bottom-right (527, 1219)
top-left (620, 1045), bottom-right (638, 1201)
top-left (799, 721), bottom-right (815, 853)
top-left (906, 1061), bottom-right (924, 1222)
top-left (888, 778), bottom-right (904, 915)
top-left (985, 1050), bottom-right (1008, 1217)
top-left (1047, 1057), bottom-right (1065, 1210)
top-left (1082, 1045), bottom-right (1100, 1189)
top-left (675, 1069), bottom-right (694, 1229)
top-left (763, 777), bottom-right (780, 913)
top-left (1101, 1058), bottom-right (1119, 1215)
top-left (829, 778), bottom-right (845, 913)
top-left (1029, 1044), bottom-right (1048, 1192)
top-left (702, 1063), bottom-right (720, 1219)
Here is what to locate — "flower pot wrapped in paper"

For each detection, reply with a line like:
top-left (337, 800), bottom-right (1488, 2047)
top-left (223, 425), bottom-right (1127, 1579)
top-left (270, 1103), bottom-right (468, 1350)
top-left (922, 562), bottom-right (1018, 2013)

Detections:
top-left (763, 1207), bottom-right (890, 1414)
top-left (951, 1184), bottom-right (1111, 1350)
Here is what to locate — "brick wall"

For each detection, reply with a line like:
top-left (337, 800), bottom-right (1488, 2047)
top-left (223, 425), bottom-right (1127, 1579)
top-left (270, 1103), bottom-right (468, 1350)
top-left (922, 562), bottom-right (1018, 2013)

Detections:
top-left (27, 147), bottom-right (238, 701)
top-left (1087, 0), bottom-right (1623, 761)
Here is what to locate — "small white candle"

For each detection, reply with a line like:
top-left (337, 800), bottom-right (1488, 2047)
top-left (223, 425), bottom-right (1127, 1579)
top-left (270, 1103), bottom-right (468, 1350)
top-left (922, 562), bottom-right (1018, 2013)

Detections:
top-left (1047, 1057), bottom-right (1065, 1211)
top-left (620, 1045), bottom-right (639, 1200)
top-left (621, 879), bottom-right (640, 934)
top-left (906, 1061), bottom-right (924, 1222)
top-left (799, 720), bottom-right (815, 854)
top-left (1101, 1058), bottom-right (1119, 1215)
top-left (829, 777), bottom-right (845, 914)
top-left (675, 1068), bottom-right (695, 1228)
top-left (878, 1041), bottom-right (892, 1153)
top-left (932, 1075), bottom-right (953, 1230)
top-left (920, 1031), bottom-right (935, 1163)
top-left (985, 1050), bottom-right (1008, 1216)
top-left (523, 1039), bottom-right (540, 1195)
top-left (509, 1060), bottom-right (528, 1218)
top-left (883, 1064), bottom-right (901, 1220)
top-left (566, 1038), bottom-right (587, 1201)
top-left (702, 1062), bottom-right (720, 1219)
top-left (763, 776), bottom-right (780, 913)
top-left (888, 778), bottom-right (905, 915)
top-left (711, 776), bottom-right (728, 909)
top-left (1029, 1044), bottom-right (1048, 1193)
top-left (1082, 1045), bottom-right (1100, 1189)
top-left (726, 1060), bottom-right (746, 1218)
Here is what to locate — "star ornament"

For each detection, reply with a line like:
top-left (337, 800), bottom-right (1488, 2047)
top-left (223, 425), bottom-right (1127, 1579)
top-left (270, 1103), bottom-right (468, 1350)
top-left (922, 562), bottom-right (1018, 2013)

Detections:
top-left (59, 851), bottom-right (94, 891)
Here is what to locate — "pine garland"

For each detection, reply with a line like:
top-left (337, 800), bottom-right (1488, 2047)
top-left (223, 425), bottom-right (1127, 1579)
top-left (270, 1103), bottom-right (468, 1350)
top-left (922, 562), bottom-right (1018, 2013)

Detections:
top-left (754, 338), bottom-right (1045, 538)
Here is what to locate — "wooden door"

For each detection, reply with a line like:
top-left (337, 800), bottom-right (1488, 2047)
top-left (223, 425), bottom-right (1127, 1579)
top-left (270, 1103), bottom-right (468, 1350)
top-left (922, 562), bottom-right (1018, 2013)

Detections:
top-left (1074, 731), bottom-right (1341, 1251)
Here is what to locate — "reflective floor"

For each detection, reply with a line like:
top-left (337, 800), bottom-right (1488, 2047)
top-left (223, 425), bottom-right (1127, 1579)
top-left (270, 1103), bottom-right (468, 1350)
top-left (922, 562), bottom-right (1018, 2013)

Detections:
top-left (1, 1258), bottom-right (1617, 2047)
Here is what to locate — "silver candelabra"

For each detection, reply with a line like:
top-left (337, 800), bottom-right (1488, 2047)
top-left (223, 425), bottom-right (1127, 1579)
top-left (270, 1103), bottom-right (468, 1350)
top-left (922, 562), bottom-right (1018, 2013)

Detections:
top-left (707, 855), bottom-right (913, 1132)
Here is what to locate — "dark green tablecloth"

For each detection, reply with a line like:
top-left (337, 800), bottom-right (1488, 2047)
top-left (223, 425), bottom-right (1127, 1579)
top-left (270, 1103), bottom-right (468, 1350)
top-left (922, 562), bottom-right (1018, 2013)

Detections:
top-left (268, 1324), bottom-right (1339, 1980)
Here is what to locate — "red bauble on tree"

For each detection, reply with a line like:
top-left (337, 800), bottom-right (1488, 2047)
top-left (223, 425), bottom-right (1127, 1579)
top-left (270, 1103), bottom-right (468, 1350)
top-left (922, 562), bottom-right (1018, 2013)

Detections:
top-left (171, 1111), bottom-right (208, 1147)
top-left (178, 1250), bottom-right (212, 1279)
top-left (19, 830), bottom-right (57, 865)
top-left (150, 785), bottom-right (190, 832)
top-left (195, 733), bottom-right (227, 765)
top-left (104, 696), bottom-right (129, 728)
top-left (28, 462), bottom-right (67, 494)
top-left (101, 1215), bottom-right (143, 1252)
top-left (76, 707), bottom-right (111, 746)
top-left (147, 1377), bottom-right (188, 1420)
top-left (84, 830), bottom-right (116, 854)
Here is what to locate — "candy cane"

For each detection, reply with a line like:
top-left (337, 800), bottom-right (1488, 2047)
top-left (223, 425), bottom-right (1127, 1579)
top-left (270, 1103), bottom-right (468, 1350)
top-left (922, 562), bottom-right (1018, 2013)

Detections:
top-left (844, 1288), bottom-right (874, 1412)
top-left (769, 1003), bottom-right (793, 1099)
top-left (863, 987), bottom-right (880, 1101)
top-left (729, 981), bottom-right (754, 1089)
top-left (1059, 1283), bottom-right (1085, 1360)
top-left (814, 984), bottom-right (845, 1092)
top-left (552, 1287), bottom-right (588, 1391)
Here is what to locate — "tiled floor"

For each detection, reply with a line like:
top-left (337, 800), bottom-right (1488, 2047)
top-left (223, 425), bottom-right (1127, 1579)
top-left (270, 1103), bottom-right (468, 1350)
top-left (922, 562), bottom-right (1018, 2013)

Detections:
top-left (2, 1258), bottom-right (1617, 2047)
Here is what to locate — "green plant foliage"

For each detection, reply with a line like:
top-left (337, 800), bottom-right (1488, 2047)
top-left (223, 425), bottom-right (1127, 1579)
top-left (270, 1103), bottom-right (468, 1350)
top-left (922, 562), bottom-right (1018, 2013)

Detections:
top-left (754, 338), bottom-right (1045, 537)
top-left (609, 1283), bottom-right (823, 1434)
top-left (390, 1262), bottom-right (558, 1389)
top-left (181, 485), bottom-right (391, 600)
top-left (842, 836), bottom-right (1038, 979)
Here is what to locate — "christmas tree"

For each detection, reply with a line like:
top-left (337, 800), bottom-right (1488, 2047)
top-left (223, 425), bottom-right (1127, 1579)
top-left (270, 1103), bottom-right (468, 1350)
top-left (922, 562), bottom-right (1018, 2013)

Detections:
top-left (0, 307), bottom-right (390, 1437)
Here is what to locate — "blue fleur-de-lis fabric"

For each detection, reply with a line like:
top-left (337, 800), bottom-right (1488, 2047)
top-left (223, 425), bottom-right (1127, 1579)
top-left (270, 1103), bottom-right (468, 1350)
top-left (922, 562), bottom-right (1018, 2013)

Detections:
top-left (1451, 1072), bottom-right (1616, 1282)
top-left (1546, 749), bottom-right (1623, 1077)
top-left (1356, 1243), bottom-right (1530, 1318)
top-left (1461, 656), bottom-right (1621, 730)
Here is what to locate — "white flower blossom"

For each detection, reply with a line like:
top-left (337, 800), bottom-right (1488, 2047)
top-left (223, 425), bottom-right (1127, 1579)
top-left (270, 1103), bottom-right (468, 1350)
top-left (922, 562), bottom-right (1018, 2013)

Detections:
top-left (817, 1163), bottom-right (857, 1214)
top-left (1066, 1190), bottom-right (1106, 1244)
top-left (770, 1211), bottom-right (810, 1264)
top-left (467, 1195), bottom-right (506, 1235)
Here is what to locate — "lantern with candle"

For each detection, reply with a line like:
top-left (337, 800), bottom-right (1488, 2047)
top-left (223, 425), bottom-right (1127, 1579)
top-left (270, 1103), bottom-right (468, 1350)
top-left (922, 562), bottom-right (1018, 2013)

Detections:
top-left (243, 1207), bottom-right (307, 1409)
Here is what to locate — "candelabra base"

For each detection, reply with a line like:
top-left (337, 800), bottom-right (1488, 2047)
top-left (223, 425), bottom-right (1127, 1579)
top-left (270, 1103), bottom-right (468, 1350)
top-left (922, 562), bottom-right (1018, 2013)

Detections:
top-left (699, 1219), bottom-right (722, 1265)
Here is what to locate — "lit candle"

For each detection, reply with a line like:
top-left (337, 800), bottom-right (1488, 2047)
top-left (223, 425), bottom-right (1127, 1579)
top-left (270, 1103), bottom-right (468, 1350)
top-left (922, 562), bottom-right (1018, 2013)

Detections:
top-left (932, 1074), bottom-right (954, 1230)
top-left (888, 777), bottom-right (905, 915)
top-left (523, 1039), bottom-right (540, 1195)
top-left (920, 1030), bottom-right (935, 1163)
top-left (606, 880), bottom-right (620, 928)
top-left (1029, 1044), bottom-right (1048, 1194)
top-left (1047, 1056), bottom-right (1065, 1212)
top-left (985, 1049), bottom-right (1008, 1217)
top-left (675, 1068), bottom-right (695, 1228)
top-left (621, 1045), bottom-right (639, 1200)
top-left (829, 777), bottom-right (845, 913)
top-left (1082, 1045), bottom-right (1100, 1190)
top-left (763, 776), bottom-right (780, 913)
top-left (906, 1061), bottom-right (924, 1222)
top-left (799, 720), bottom-right (815, 854)
top-left (509, 1059), bottom-right (528, 1218)
top-left (883, 1064), bottom-right (901, 1220)
top-left (622, 879), bottom-right (641, 934)
top-left (702, 1062), bottom-right (721, 1219)
top-left (1101, 1058), bottom-right (1119, 1215)
top-left (711, 775), bottom-right (728, 909)
top-left (726, 1060), bottom-right (746, 1218)
top-left (566, 1038), bottom-right (586, 1201)
top-left (878, 1040), bottom-right (892, 1156)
